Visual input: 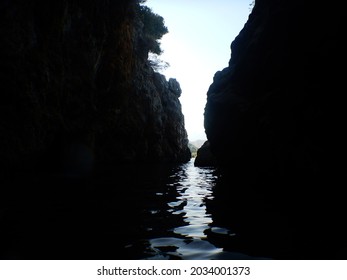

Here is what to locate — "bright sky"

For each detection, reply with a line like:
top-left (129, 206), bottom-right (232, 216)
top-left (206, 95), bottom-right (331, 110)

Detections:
top-left (146, 0), bottom-right (252, 141)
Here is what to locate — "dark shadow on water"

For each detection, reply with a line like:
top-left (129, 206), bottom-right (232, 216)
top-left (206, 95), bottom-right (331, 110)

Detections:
top-left (1, 160), bottom-right (257, 260)
top-left (3, 158), bottom-right (344, 260)
top-left (1, 163), bottom-right (178, 260)
top-left (206, 172), bottom-right (347, 260)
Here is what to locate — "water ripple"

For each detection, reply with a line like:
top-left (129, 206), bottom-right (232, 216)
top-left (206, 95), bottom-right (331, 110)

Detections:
top-left (141, 158), bottom-right (241, 259)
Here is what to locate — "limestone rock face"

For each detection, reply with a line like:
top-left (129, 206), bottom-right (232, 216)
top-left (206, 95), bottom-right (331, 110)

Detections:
top-left (194, 141), bottom-right (216, 167)
top-left (0, 0), bottom-right (190, 174)
top-left (204, 0), bottom-right (346, 258)
top-left (168, 78), bottom-right (182, 98)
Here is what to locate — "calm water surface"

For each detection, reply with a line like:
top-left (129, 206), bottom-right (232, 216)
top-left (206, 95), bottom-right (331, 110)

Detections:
top-left (1, 158), bottom-right (264, 259)
top-left (122, 158), bottom-right (255, 260)
top-left (2, 157), bottom-right (342, 260)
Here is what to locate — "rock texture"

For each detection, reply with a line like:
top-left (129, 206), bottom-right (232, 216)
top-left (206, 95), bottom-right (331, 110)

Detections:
top-left (194, 141), bottom-right (216, 167)
top-left (0, 0), bottom-right (190, 176)
top-left (0, 0), bottom-right (190, 260)
top-left (204, 0), bottom-right (346, 258)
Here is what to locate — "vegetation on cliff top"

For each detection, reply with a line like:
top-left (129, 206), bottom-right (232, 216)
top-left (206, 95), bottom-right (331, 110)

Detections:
top-left (137, 1), bottom-right (168, 55)
top-left (137, 1), bottom-right (170, 72)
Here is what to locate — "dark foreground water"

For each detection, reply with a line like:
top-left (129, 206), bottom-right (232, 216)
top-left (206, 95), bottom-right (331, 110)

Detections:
top-left (132, 158), bottom-right (256, 260)
top-left (3, 157), bottom-right (347, 259)
top-left (2, 158), bottom-right (269, 260)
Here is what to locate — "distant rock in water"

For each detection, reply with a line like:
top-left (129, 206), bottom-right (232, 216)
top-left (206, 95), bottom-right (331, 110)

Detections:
top-left (204, 0), bottom-right (346, 258)
top-left (190, 139), bottom-right (205, 149)
top-left (194, 141), bottom-right (216, 167)
top-left (0, 0), bottom-right (190, 174)
top-left (188, 142), bottom-right (198, 158)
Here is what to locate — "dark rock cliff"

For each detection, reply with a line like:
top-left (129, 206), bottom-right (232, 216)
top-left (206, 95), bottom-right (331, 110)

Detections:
top-left (204, 0), bottom-right (346, 258)
top-left (0, 0), bottom-right (190, 260)
top-left (194, 140), bottom-right (216, 167)
top-left (0, 0), bottom-right (190, 175)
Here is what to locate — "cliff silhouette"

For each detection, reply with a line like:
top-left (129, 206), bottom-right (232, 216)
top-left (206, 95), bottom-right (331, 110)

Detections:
top-left (0, 0), bottom-right (190, 177)
top-left (204, 0), bottom-right (346, 258)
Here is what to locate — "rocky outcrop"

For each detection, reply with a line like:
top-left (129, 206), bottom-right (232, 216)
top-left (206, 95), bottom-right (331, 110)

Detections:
top-left (205, 0), bottom-right (345, 191)
top-left (0, 0), bottom-right (190, 175)
top-left (194, 141), bottom-right (216, 167)
top-left (204, 0), bottom-right (346, 258)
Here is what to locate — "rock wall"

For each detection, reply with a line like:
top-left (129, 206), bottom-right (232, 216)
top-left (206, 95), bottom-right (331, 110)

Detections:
top-left (204, 0), bottom-right (346, 258)
top-left (194, 141), bottom-right (216, 167)
top-left (0, 0), bottom-right (190, 175)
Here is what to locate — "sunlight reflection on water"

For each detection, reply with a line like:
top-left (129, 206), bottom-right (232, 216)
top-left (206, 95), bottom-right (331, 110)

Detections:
top-left (141, 158), bottom-right (250, 260)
